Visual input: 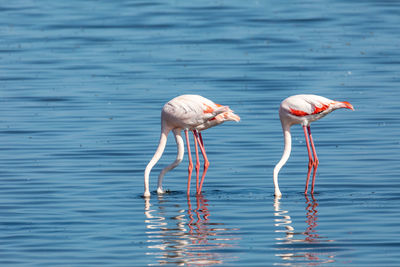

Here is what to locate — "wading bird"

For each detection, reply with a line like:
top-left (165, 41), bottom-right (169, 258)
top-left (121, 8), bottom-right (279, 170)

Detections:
top-left (273, 94), bottom-right (354, 197)
top-left (144, 95), bottom-right (240, 197)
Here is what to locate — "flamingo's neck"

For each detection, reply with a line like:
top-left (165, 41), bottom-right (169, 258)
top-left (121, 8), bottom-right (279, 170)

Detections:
top-left (144, 126), bottom-right (170, 197)
top-left (273, 123), bottom-right (292, 197)
top-left (156, 128), bottom-right (185, 194)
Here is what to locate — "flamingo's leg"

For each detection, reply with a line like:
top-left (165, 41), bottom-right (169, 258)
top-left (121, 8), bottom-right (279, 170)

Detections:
top-left (196, 130), bottom-right (204, 192)
top-left (185, 129), bottom-right (193, 196)
top-left (303, 125), bottom-right (314, 194)
top-left (307, 126), bottom-right (319, 194)
top-left (194, 131), bottom-right (209, 194)
top-left (307, 126), bottom-right (319, 167)
top-left (198, 131), bottom-right (204, 146)
top-left (192, 130), bottom-right (201, 193)
top-left (305, 163), bottom-right (313, 194)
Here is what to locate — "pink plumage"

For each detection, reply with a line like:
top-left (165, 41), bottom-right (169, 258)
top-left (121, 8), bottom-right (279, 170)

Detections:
top-left (273, 94), bottom-right (354, 197)
top-left (144, 95), bottom-right (240, 197)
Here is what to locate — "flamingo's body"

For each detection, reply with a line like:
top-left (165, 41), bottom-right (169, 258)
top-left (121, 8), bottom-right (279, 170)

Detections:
top-left (144, 95), bottom-right (240, 197)
top-left (273, 94), bottom-right (354, 197)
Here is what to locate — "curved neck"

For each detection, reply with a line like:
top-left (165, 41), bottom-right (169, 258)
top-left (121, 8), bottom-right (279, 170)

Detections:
top-left (144, 126), bottom-right (170, 197)
top-left (157, 128), bottom-right (185, 191)
top-left (273, 123), bottom-right (292, 197)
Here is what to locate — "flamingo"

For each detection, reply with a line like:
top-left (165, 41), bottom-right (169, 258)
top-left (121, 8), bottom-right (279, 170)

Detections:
top-left (144, 94), bottom-right (240, 197)
top-left (273, 94), bottom-right (354, 197)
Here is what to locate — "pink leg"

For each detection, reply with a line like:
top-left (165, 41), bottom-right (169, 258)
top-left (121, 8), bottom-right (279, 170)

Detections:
top-left (305, 163), bottom-right (313, 194)
top-left (310, 170), bottom-right (317, 195)
top-left (303, 126), bottom-right (314, 195)
top-left (198, 131), bottom-right (204, 146)
top-left (194, 131), bottom-right (209, 194)
top-left (307, 126), bottom-right (319, 194)
top-left (184, 130), bottom-right (193, 196)
top-left (192, 130), bottom-right (201, 193)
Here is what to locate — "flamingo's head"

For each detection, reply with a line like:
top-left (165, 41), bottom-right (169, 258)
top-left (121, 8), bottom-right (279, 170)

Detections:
top-left (218, 111), bottom-right (240, 122)
top-left (334, 101), bottom-right (354, 111)
top-left (340, 101), bottom-right (355, 111)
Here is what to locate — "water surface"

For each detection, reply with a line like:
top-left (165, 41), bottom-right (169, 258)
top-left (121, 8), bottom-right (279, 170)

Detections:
top-left (1, 0), bottom-right (400, 266)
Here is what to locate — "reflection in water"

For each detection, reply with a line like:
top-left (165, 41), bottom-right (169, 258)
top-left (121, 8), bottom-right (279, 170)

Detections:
top-left (144, 195), bottom-right (239, 266)
top-left (273, 195), bottom-right (336, 265)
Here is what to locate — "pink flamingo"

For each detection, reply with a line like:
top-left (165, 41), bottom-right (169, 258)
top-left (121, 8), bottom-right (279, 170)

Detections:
top-left (273, 94), bottom-right (354, 197)
top-left (144, 95), bottom-right (240, 197)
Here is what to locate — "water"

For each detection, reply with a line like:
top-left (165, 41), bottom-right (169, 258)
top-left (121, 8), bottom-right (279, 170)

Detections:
top-left (1, 0), bottom-right (400, 265)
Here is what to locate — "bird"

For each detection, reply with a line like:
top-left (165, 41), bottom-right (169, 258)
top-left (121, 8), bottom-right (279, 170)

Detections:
top-left (144, 94), bottom-right (240, 197)
top-left (273, 94), bottom-right (354, 197)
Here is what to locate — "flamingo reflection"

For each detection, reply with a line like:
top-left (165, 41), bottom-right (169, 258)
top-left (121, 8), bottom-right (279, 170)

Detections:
top-left (186, 195), bottom-right (211, 245)
top-left (144, 194), bottom-right (239, 266)
top-left (304, 194), bottom-right (320, 242)
top-left (273, 195), bottom-right (336, 265)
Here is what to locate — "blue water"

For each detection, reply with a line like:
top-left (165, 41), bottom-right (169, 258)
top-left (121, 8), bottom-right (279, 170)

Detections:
top-left (1, 0), bottom-right (400, 266)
